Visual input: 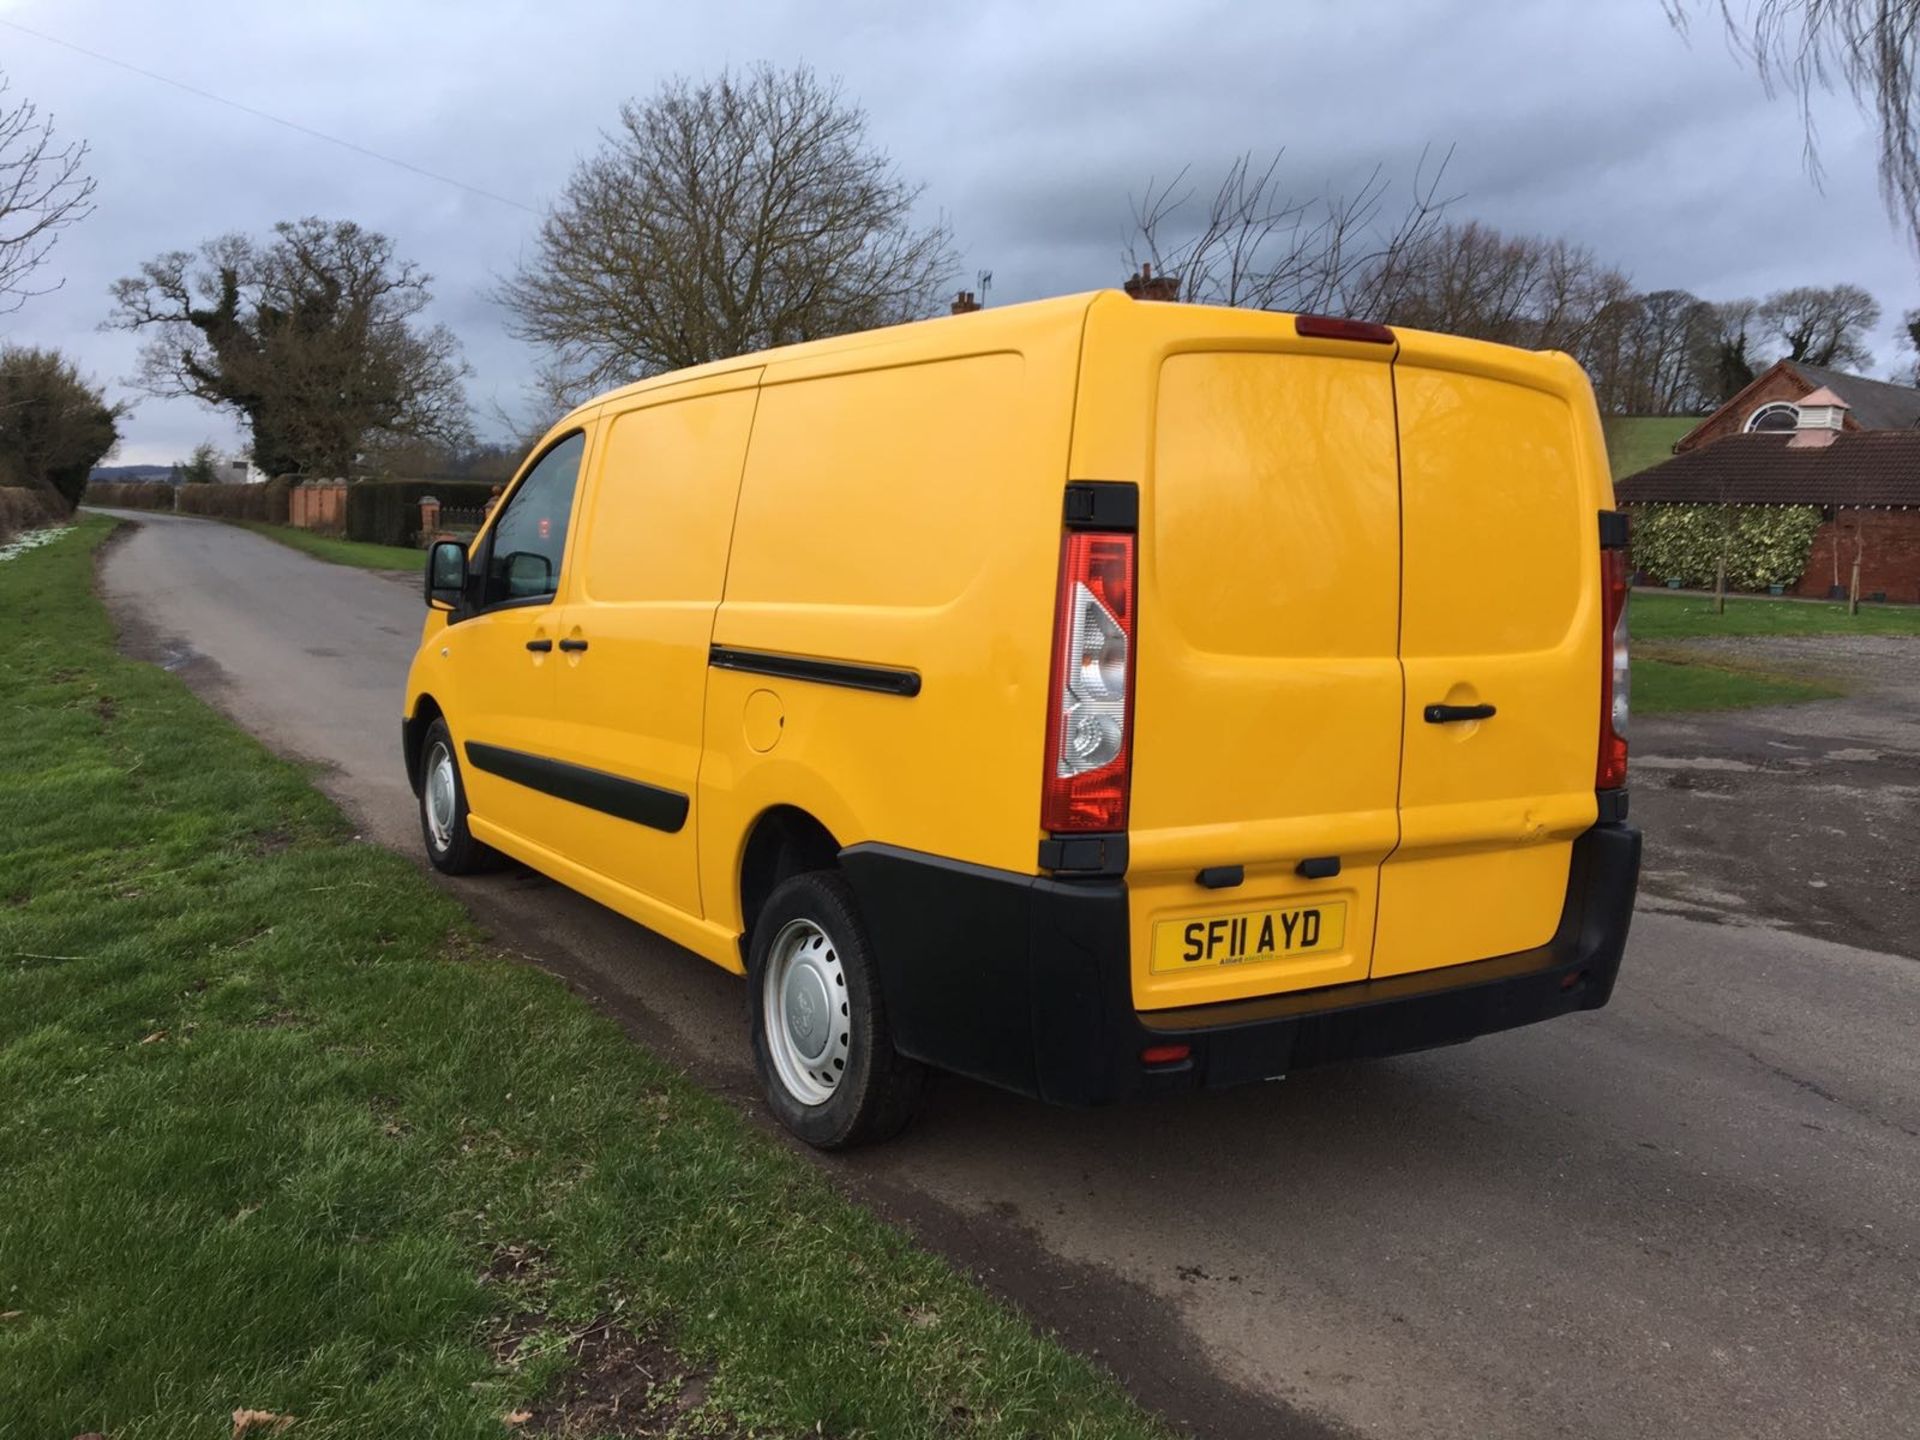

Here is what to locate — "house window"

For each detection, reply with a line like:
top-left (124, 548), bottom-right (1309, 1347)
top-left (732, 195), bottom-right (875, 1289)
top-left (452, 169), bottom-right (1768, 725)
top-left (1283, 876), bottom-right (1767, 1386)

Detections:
top-left (1745, 402), bottom-right (1800, 433)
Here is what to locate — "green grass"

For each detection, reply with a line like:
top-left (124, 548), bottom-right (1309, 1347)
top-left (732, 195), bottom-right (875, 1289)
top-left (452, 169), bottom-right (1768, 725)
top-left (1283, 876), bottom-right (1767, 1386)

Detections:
top-left (0, 519), bottom-right (1166, 1440)
top-left (1603, 415), bottom-right (1698, 479)
top-left (235, 520), bottom-right (426, 571)
top-left (1634, 652), bottom-right (1843, 713)
top-left (1631, 590), bottom-right (1920, 639)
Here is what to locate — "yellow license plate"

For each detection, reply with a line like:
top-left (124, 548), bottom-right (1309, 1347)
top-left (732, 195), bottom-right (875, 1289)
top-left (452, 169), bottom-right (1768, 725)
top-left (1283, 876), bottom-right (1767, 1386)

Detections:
top-left (1151, 901), bottom-right (1348, 973)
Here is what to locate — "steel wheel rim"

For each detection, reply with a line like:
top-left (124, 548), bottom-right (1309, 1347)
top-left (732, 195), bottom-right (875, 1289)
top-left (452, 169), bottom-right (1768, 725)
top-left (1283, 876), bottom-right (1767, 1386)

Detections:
top-left (424, 741), bottom-right (458, 851)
top-left (762, 917), bottom-right (851, 1107)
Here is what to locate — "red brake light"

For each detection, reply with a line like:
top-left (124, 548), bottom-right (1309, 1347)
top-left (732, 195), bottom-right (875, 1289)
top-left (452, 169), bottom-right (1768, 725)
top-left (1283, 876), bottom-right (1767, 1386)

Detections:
top-left (1598, 548), bottom-right (1630, 789)
top-left (1294, 314), bottom-right (1395, 345)
top-left (1041, 530), bottom-right (1136, 832)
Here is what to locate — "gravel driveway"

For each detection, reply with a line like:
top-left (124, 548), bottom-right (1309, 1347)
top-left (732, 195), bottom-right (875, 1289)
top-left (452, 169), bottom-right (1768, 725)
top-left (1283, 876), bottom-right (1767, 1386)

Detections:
top-left (1633, 632), bottom-right (1920, 958)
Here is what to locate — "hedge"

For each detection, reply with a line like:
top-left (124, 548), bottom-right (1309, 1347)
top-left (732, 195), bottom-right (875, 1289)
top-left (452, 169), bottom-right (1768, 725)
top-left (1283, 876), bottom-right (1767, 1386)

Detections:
top-left (82, 481), bottom-right (176, 511)
top-left (346, 479), bottom-right (499, 547)
top-left (1628, 503), bottom-right (1824, 590)
top-left (174, 477), bottom-right (291, 525)
top-left (0, 486), bottom-right (64, 541)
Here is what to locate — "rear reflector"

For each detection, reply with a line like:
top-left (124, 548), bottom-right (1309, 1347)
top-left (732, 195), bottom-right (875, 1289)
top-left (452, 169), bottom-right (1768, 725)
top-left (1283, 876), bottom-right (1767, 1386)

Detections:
top-left (1042, 530), bottom-right (1137, 832)
top-left (1140, 1043), bottom-right (1191, 1066)
top-left (1597, 548), bottom-right (1630, 789)
top-left (1294, 314), bottom-right (1394, 345)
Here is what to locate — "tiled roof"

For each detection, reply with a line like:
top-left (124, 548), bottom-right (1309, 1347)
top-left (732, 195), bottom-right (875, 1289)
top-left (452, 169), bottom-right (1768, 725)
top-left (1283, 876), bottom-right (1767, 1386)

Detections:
top-left (1615, 430), bottom-right (1920, 508)
top-left (1787, 363), bottom-right (1920, 432)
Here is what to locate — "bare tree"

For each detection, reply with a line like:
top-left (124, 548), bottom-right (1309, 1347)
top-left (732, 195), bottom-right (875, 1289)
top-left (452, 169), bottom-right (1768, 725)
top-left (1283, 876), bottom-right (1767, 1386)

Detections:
top-left (500, 65), bottom-right (956, 401)
top-left (0, 71), bottom-right (96, 315)
top-left (1355, 220), bottom-right (1633, 365)
top-left (1126, 146), bottom-right (1455, 315)
top-left (1756, 282), bottom-right (1881, 368)
top-left (107, 218), bottom-right (471, 479)
top-left (1898, 306), bottom-right (1920, 382)
top-left (1668, 2), bottom-right (1920, 248)
top-left (1697, 297), bottom-right (1762, 402)
top-left (1585, 288), bottom-right (1723, 414)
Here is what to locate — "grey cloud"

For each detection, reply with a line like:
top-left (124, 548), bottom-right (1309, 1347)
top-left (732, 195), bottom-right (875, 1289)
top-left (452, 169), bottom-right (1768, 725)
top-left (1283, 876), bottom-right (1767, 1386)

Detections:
top-left (1, 0), bottom-right (1912, 465)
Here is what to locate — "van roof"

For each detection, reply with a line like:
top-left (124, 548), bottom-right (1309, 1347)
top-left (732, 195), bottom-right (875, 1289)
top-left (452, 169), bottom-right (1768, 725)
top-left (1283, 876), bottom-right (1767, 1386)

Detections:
top-left (554, 289), bottom-right (1591, 429)
top-left (559, 291), bottom-right (1113, 424)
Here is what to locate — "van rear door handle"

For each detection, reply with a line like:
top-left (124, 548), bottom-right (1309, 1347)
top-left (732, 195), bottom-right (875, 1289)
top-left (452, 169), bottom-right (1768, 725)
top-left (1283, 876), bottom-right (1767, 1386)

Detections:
top-left (525, 638), bottom-right (552, 653)
top-left (558, 637), bottom-right (589, 653)
top-left (1425, 702), bottom-right (1496, 723)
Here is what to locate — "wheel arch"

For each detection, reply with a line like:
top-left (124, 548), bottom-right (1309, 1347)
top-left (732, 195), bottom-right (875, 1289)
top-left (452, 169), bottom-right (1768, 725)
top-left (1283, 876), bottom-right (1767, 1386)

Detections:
top-left (403, 693), bottom-right (446, 795)
top-left (738, 805), bottom-right (842, 964)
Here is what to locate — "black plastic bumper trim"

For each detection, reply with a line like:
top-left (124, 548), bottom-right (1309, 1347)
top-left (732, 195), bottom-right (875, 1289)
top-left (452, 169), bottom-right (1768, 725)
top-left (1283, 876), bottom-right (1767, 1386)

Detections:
top-left (464, 741), bottom-right (689, 833)
top-left (1037, 831), bottom-right (1128, 875)
top-left (842, 823), bottom-right (1641, 1107)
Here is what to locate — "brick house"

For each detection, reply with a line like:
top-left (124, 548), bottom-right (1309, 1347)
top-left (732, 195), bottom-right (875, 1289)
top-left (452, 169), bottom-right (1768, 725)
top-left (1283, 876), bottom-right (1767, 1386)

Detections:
top-left (1673, 358), bottom-right (1920, 452)
top-left (1617, 391), bottom-right (1920, 602)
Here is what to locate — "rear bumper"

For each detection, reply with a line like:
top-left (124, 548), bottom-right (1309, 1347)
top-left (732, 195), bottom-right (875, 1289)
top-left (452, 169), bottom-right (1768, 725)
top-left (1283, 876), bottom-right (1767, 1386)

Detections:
top-left (841, 821), bottom-right (1641, 1106)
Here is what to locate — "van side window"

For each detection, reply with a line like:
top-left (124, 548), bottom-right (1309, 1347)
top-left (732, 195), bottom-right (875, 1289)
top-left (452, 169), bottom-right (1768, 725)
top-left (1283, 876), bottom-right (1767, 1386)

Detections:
top-left (481, 431), bottom-right (586, 607)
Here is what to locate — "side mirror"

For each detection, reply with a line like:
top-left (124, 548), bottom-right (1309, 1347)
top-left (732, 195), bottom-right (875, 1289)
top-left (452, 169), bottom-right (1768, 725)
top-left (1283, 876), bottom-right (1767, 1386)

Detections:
top-left (503, 550), bottom-right (553, 600)
top-left (425, 539), bottom-right (468, 610)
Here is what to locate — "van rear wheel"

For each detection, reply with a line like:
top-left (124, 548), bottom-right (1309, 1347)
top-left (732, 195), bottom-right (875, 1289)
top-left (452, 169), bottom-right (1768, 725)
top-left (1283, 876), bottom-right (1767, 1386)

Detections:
top-left (748, 871), bottom-right (926, 1149)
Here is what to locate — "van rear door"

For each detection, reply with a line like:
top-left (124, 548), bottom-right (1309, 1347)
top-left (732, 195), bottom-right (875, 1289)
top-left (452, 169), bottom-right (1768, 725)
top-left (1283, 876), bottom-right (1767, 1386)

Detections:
top-left (1118, 322), bottom-right (1404, 1011)
top-left (1372, 335), bottom-right (1606, 977)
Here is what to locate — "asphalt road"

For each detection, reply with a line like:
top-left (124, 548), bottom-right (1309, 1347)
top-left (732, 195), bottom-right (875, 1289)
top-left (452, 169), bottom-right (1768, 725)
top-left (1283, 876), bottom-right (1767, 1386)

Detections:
top-left (93, 510), bottom-right (1920, 1440)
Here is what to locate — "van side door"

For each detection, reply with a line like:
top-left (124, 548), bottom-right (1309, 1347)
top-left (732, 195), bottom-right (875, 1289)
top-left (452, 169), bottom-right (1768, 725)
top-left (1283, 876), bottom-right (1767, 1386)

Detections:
top-left (545, 371), bottom-right (762, 920)
top-left (442, 426), bottom-right (594, 854)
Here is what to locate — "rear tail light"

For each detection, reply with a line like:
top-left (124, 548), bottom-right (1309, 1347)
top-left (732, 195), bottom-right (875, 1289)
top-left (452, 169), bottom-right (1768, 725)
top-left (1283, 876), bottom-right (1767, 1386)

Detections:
top-left (1597, 547), bottom-right (1630, 789)
top-left (1042, 531), bottom-right (1136, 832)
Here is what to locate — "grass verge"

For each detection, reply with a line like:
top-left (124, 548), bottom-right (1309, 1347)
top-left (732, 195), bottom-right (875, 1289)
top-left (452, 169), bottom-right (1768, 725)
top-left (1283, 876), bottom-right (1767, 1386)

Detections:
top-left (1634, 650), bottom-right (1844, 714)
top-left (235, 520), bottom-right (426, 571)
top-left (1632, 590), bottom-right (1920, 639)
top-left (0, 518), bottom-right (1166, 1439)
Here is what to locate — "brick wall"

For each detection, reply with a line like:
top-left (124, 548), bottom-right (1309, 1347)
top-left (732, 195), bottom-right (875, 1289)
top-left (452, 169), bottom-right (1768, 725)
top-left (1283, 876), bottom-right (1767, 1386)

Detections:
top-left (1790, 509), bottom-right (1920, 603)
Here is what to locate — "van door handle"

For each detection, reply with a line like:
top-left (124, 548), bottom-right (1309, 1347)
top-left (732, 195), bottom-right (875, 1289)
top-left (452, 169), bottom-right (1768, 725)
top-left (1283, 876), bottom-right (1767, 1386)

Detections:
top-left (525, 639), bottom-right (552, 653)
top-left (1424, 702), bottom-right (1496, 723)
top-left (558, 637), bottom-right (589, 653)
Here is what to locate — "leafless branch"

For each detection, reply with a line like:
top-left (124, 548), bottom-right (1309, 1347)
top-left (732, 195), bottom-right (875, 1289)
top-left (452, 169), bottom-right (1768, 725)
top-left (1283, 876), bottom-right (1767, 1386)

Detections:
top-left (1125, 145), bottom-right (1458, 316)
top-left (0, 72), bottom-right (97, 315)
top-left (1669, 1), bottom-right (1920, 248)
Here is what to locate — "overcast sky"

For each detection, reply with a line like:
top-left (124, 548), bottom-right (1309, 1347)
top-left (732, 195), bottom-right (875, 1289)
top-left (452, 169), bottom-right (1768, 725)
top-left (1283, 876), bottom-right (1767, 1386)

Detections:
top-left (2, 0), bottom-right (1915, 465)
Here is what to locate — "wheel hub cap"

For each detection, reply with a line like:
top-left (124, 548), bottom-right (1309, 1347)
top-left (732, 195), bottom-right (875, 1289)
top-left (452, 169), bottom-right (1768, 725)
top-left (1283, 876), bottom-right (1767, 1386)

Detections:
top-left (425, 745), bottom-right (456, 848)
top-left (783, 963), bottom-right (831, 1062)
top-left (762, 917), bottom-right (852, 1107)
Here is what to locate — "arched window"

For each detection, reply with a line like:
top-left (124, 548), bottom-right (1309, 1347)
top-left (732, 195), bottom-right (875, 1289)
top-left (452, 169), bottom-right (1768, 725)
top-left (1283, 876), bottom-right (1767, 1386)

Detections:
top-left (1745, 401), bottom-right (1800, 433)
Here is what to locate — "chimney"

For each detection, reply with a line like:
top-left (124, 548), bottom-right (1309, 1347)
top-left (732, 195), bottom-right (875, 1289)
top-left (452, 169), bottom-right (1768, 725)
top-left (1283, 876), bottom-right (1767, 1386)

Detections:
top-left (950, 290), bottom-right (982, 314)
top-left (1788, 386), bottom-right (1849, 448)
top-left (1123, 263), bottom-right (1181, 302)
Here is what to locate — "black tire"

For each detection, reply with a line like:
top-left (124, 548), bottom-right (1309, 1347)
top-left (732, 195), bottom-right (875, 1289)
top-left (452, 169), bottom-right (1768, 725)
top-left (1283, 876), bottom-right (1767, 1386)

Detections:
top-left (748, 870), bottom-right (927, 1149)
top-left (416, 717), bottom-right (496, 875)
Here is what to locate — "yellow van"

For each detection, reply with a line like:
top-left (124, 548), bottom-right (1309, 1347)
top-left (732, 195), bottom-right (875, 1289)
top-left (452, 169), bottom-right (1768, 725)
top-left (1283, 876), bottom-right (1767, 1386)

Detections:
top-left (403, 291), bottom-right (1640, 1148)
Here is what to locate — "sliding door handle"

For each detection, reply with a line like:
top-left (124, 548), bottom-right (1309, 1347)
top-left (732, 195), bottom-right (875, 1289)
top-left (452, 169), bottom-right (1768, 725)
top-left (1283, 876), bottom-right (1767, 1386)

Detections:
top-left (1424, 702), bottom-right (1496, 724)
top-left (558, 637), bottom-right (589, 653)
